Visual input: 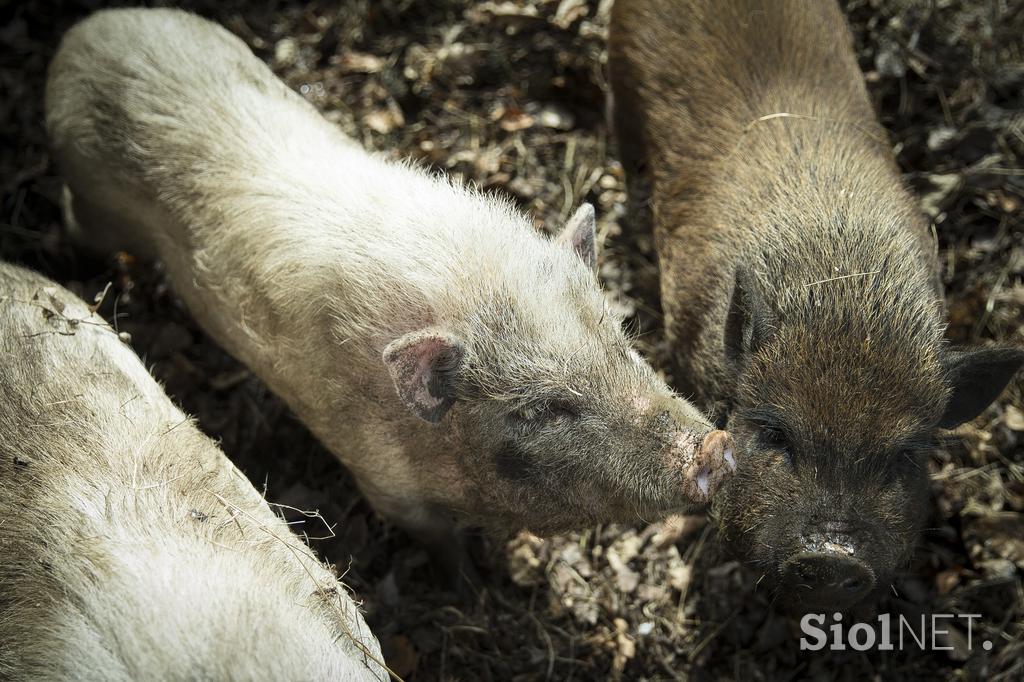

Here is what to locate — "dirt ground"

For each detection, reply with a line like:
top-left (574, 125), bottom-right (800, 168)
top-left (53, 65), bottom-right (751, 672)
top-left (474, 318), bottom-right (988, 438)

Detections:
top-left (2, 1), bottom-right (1023, 680)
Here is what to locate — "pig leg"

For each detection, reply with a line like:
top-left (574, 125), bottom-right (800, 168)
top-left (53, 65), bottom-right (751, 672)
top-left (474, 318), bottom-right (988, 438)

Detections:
top-left (361, 487), bottom-right (482, 593)
top-left (418, 524), bottom-right (485, 599)
top-left (609, 86), bottom-right (653, 237)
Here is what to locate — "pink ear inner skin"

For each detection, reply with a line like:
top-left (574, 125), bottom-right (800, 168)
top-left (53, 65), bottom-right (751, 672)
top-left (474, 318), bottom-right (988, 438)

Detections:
top-left (384, 333), bottom-right (463, 423)
top-left (409, 338), bottom-right (447, 411)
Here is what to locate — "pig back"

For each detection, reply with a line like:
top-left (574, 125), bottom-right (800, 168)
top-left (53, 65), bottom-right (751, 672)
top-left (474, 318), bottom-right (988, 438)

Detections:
top-left (45, 8), bottom-right (342, 203)
top-left (44, 8), bottom-right (380, 413)
top-left (0, 263), bottom-right (386, 681)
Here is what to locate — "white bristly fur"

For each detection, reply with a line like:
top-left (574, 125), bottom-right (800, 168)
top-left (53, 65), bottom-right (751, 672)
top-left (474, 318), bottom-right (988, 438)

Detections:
top-left (46, 8), bottom-right (728, 539)
top-left (0, 263), bottom-right (386, 682)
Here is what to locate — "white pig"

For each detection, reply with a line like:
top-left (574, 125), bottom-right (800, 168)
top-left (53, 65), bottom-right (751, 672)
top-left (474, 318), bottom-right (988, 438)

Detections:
top-left (0, 263), bottom-right (387, 681)
top-left (45, 9), bottom-right (735, 558)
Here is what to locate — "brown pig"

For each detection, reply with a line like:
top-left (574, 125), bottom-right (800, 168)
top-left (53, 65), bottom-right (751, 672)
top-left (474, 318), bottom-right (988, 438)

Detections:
top-left (609, 0), bottom-right (1024, 609)
top-left (44, 8), bottom-right (735, 561)
top-left (0, 262), bottom-right (386, 681)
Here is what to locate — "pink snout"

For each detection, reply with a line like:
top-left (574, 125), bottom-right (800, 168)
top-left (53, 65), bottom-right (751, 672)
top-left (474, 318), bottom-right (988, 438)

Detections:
top-left (677, 429), bottom-right (736, 503)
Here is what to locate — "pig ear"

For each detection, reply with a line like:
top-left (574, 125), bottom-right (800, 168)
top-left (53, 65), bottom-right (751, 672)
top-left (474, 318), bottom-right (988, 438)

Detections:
top-left (938, 347), bottom-right (1024, 429)
top-left (556, 203), bottom-right (598, 272)
top-left (383, 329), bottom-right (466, 423)
top-left (724, 268), bottom-right (771, 370)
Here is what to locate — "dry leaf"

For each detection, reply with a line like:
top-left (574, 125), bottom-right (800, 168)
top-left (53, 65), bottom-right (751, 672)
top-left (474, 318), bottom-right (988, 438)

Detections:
top-left (1004, 404), bottom-right (1024, 432)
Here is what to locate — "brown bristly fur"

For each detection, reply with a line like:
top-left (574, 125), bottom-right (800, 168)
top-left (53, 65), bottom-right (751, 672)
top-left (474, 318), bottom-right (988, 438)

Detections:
top-left (609, 0), bottom-right (1024, 608)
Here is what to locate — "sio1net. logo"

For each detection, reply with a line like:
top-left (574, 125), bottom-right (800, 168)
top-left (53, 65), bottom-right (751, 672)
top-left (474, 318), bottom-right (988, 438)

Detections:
top-left (800, 612), bottom-right (992, 652)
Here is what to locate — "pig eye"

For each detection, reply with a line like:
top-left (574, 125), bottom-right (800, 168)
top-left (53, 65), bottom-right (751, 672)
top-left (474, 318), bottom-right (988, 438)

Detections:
top-left (545, 401), bottom-right (580, 421)
top-left (511, 401), bottom-right (579, 424)
top-left (759, 425), bottom-right (792, 457)
top-left (760, 425), bottom-right (788, 448)
top-left (513, 405), bottom-right (541, 422)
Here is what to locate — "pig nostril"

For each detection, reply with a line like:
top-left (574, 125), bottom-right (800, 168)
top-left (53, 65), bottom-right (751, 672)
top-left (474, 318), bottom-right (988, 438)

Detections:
top-left (696, 467), bottom-right (710, 496)
top-left (782, 552), bottom-right (875, 607)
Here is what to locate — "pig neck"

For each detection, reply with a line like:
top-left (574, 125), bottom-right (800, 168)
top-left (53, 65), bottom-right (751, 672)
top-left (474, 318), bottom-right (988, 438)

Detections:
top-left (652, 81), bottom-right (945, 402)
top-left (722, 109), bottom-right (941, 309)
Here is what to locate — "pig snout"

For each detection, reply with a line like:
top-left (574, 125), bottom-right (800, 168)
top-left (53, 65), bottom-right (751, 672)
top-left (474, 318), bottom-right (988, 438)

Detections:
top-left (675, 429), bottom-right (736, 503)
top-left (780, 530), bottom-right (876, 609)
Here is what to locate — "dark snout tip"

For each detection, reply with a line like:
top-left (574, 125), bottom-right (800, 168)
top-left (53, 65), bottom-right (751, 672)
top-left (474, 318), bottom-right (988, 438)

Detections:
top-left (782, 551), bottom-right (876, 610)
